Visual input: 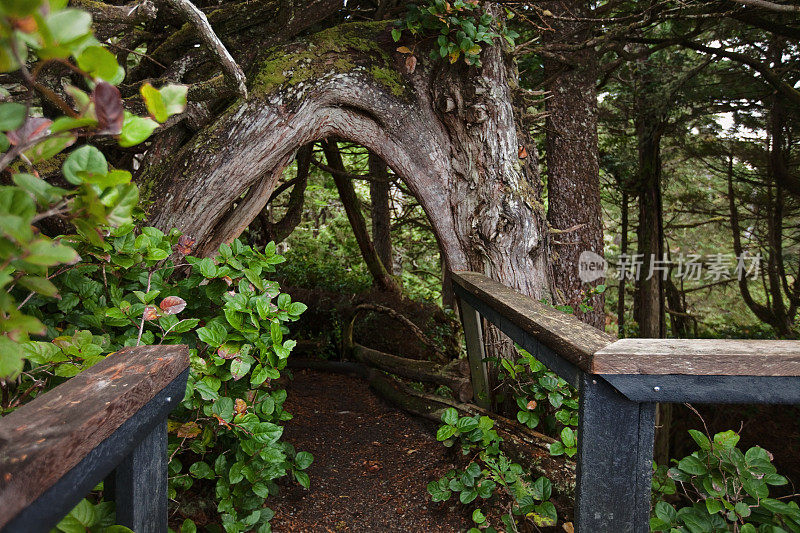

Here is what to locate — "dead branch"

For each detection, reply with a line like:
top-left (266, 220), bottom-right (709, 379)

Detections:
top-left (160, 0), bottom-right (248, 99)
top-left (730, 0), bottom-right (800, 12)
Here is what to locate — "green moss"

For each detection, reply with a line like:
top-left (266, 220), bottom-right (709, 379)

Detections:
top-left (251, 21), bottom-right (409, 99)
top-left (368, 65), bottom-right (406, 97)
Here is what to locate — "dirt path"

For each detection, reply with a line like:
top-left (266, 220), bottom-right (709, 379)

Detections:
top-left (271, 369), bottom-right (471, 532)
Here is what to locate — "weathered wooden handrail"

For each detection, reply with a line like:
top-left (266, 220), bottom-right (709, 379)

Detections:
top-left (452, 270), bottom-right (800, 533)
top-left (0, 344), bottom-right (190, 533)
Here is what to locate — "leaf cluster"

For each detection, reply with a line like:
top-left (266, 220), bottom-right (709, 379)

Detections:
top-left (392, 0), bottom-right (518, 67)
top-left (10, 228), bottom-right (310, 532)
top-left (0, 0), bottom-right (186, 377)
top-left (429, 407), bottom-right (557, 531)
top-left (651, 430), bottom-right (799, 533)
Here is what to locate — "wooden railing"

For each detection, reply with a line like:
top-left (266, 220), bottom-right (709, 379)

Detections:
top-left (452, 271), bottom-right (800, 533)
top-left (0, 344), bottom-right (189, 533)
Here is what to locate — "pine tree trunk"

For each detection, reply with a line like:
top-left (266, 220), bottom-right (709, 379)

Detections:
top-left (634, 121), bottom-right (666, 339)
top-left (618, 190), bottom-right (628, 337)
top-left (368, 152), bottom-right (393, 274)
top-left (634, 112), bottom-right (670, 466)
top-left (543, 0), bottom-right (605, 329)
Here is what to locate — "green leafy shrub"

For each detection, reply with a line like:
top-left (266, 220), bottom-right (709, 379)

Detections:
top-left (51, 496), bottom-right (133, 533)
top-left (429, 407), bottom-right (557, 531)
top-left (651, 429), bottom-right (799, 532)
top-left (496, 347), bottom-right (580, 458)
top-left (392, 0), bottom-right (518, 67)
top-left (11, 228), bottom-right (310, 532)
top-left (0, 0), bottom-right (185, 376)
top-left (277, 248), bottom-right (371, 294)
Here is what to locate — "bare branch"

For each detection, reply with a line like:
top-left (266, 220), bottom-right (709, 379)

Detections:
top-left (730, 0), bottom-right (800, 13)
top-left (70, 0), bottom-right (158, 23)
top-left (680, 40), bottom-right (800, 108)
top-left (160, 0), bottom-right (248, 99)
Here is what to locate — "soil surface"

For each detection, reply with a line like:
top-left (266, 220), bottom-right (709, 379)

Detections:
top-left (271, 369), bottom-right (472, 532)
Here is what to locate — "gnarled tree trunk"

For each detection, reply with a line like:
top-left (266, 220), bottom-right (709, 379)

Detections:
top-left (143, 21), bottom-right (552, 300)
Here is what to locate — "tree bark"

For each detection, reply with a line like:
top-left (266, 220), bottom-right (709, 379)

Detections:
top-left (618, 190), bottom-right (628, 337)
top-left (369, 152), bottom-right (393, 274)
top-left (635, 116), bottom-right (672, 466)
top-left (634, 116), bottom-right (666, 339)
top-left (543, 0), bottom-right (605, 329)
top-left (143, 20), bottom-right (552, 302)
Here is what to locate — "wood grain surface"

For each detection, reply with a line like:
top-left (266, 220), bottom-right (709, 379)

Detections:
top-left (594, 338), bottom-right (800, 376)
top-left (452, 271), bottom-right (615, 371)
top-left (0, 344), bottom-right (189, 527)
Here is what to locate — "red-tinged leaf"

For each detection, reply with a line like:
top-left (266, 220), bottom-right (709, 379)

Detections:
top-left (93, 82), bottom-right (123, 134)
top-left (7, 117), bottom-right (52, 146)
top-left (143, 306), bottom-right (159, 320)
top-left (217, 344), bottom-right (239, 359)
top-left (221, 276), bottom-right (233, 286)
top-left (405, 55), bottom-right (417, 74)
top-left (213, 414), bottom-right (231, 429)
top-left (12, 16), bottom-right (37, 33)
top-left (234, 398), bottom-right (247, 415)
top-left (159, 295), bottom-right (186, 315)
top-left (176, 421), bottom-right (201, 438)
top-left (518, 145), bottom-right (528, 159)
top-left (527, 400), bottom-right (537, 410)
top-left (175, 234), bottom-right (195, 255)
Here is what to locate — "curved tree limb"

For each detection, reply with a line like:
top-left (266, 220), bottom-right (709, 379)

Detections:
top-left (262, 144), bottom-right (311, 244)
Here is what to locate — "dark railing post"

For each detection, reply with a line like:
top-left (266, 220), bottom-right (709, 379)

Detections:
top-left (458, 298), bottom-right (492, 409)
top-left (111, 419), bottom-right (169, 533)
top-left (575, 374), bottom-right (655, 533)
top-left (0, 346), bottom-right (189, 533)
top-left (450, 271), bottom-right (800, 532)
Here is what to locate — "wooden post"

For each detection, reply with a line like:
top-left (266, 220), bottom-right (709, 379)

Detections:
top-left (458, 298), bottom-right (491, 409)
top-left (112, 420), bottom-right (169, 533)
top-left (575, 374), bottom-right (655, 533)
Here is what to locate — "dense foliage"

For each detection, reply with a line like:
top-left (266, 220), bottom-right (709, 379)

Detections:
top-left (392, 0), bottom-right (518, 67)
top-left (652, 430), bottom-right (799, 532)
top-left (0, 4), bottom-right (310, 529)
top-left (12, 227), bottom-right (310, 532)
top-left (429, 407), bottom-right (557, 532)
top-left (0, 0), bottom-right (185, 377)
